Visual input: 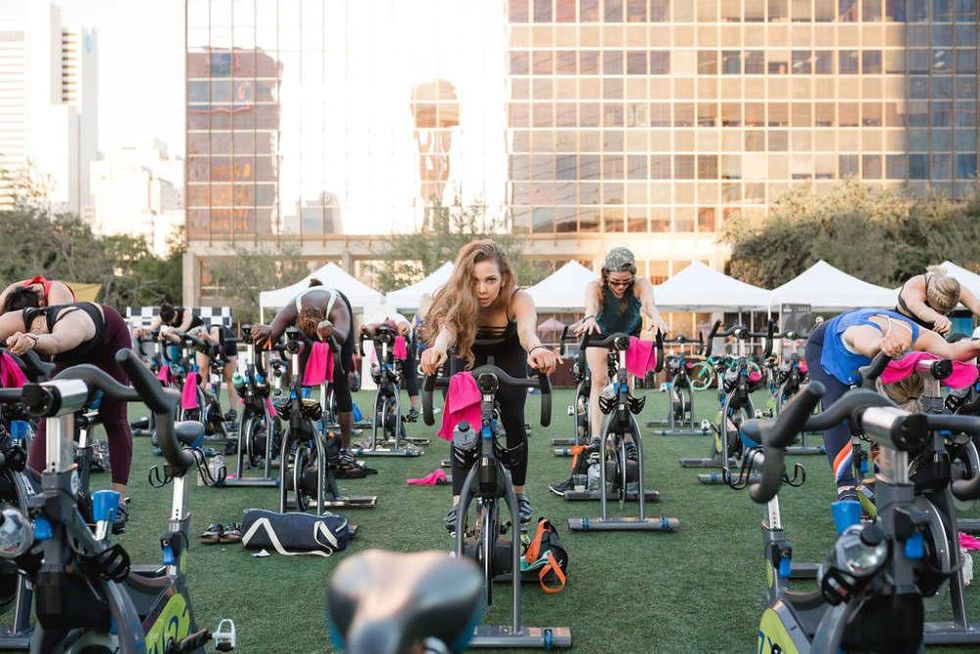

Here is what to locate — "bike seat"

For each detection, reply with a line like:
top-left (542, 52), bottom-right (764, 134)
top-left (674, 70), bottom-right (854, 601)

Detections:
top-left (328, 549), bottom-right (482, 654)
top-left (174, 421), bottom-right (205, 446)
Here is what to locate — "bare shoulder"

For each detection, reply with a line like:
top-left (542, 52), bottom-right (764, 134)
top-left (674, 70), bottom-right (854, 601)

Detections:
top-left (634, 277), bottom-right (655, 296)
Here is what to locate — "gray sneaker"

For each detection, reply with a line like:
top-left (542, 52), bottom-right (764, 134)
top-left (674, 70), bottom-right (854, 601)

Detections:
top-left (516, 494), bottom-right (532, 524)
top-left (444, 505), bottom-right (458, 533)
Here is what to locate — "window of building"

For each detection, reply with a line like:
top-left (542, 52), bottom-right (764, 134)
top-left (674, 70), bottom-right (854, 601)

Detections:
top-left (886, 0), bottom-right (907, 20)
top-left (769, 50), bottom-right (790, 74)
top-left (768, 103), bottom-right (789, 126)
top-left (698, 103), bottom-right (718, 126)
top-left (579, 50), bottom-right (600, 74)
top-left (745, 50), bottom-right (765, 74)
top-left (792, 50), bottom-right (812, 74)
top-left (722, 50), bottom-right (741, 74)
top-left (839, 154), bottom-right (859, 177)
top-left (839, 50), bottom-right (859, 74)
top-left (839, 0), bottom-right (858, 20)
top-left (698, 50), bottom-right (718, 74)
top-left (769, 0), bottom-right (789, 21)
top-left (863, 0), bottom-right (882, 20)
top-left (815, 0), bottom-right (836, 19)
top-left (650, 51), bottom-right (671, 74)
top-left (956, 153), bottom-right (978, 178)
top-left (792, 0), bottom-right (812, 20)
top-left (908, 154), bottom-right (929, 178)
top-left (863, 50), bottom-right (882, 74)
top-left (814, 50), bottom-right (833, 74)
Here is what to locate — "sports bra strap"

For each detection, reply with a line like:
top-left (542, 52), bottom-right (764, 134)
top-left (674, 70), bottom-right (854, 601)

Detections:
top-left (295, 287), bottom-right (337, 317)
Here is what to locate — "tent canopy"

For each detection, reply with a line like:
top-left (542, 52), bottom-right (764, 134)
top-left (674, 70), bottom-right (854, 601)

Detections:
top-left (771, 260), bottom-right (897, 311)
top-left (259, 262), bottom-right (383, 317)
top-left (385, 262), bottom-right (454, 311)
top-left (524, 261), bottom-right (597, 312)
top-left (654, 261), bottom-right (770, 311)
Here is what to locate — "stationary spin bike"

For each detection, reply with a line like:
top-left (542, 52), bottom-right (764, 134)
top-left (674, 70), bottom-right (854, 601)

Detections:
top-left (422, 362), bottom-right (571, 650)
top-left (274, 328), bottom-right (377, 513)
top-left (743, 382), bottom-right (980, 654)
top-left (223, 324), bottom-right (282, 488)
top-left (354, 324), bottom-right (423, 457)
top-left (565, 332), bottom-right (679, 533)
top-left (647, 333), bottom-right (711, 437)
top-left (0, 350), bottom-right (235, 653)
top-left (551, 325), bottom-right (591, 458)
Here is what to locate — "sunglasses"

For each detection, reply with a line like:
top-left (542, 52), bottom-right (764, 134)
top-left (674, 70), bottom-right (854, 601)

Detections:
top-left (608, 278), bottom-right (634, 288)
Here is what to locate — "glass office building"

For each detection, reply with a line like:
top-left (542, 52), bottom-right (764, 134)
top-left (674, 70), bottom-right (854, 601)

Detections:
top-left (505, 0), bottom-right (978, 280)
top-left (184, 0), bottom-right (978, 301)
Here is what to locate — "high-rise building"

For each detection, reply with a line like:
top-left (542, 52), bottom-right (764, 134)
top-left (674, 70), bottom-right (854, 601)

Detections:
top-left (505, 0), bottom-right (979, 281)
top-left (0, 1), bottom-right (97, 213)
top-left (89, 140), bottom-right (184, 256)
top-left (184, 0), bottom-right (978, 303)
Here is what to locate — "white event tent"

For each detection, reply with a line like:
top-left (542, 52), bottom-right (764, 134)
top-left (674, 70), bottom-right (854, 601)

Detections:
top-left (258, 262), bottom-right (384, 321)
top-left (770, 260), bottom-right (897, 311)
top-left (524, 261), bottom-right (597, 312)
top-left (654, 261), bottom-right (770, 311)
top-left (385, 262), bottom-right (454, 311)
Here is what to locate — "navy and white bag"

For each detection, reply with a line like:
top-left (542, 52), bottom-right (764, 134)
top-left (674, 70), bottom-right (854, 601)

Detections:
top-left (241, 508), bottom-right (350, 557)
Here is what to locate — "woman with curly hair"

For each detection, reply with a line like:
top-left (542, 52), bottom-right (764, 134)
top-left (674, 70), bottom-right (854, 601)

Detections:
top-left (420, 239), bottom-right (558, 528)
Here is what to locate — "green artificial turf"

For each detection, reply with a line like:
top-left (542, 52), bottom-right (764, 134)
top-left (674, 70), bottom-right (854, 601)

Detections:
top-left (14, 388), bottom-right (980, 653)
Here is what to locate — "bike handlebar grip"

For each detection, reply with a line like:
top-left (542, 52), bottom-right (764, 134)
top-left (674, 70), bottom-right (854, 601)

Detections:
top-left (697, 331), bottom-right (705, 356)
top-left (538, 370), bottom-right (551, 427)
top-left (117, 349), bottom-right (194, 475)
top-left (422, 374), bottom-right (436, 426)
top-left (559, 325), bottom-right (570, 356)
top-left (931, 359), bottom-right (953, 380)
top-left (53, 364), bottom-right (141, 403)
top-left (859, 351), bottom-right (892, 389)
top-left (749, 382), bottom-right (825, 504)
top-left (704, 320), bottom-right (722, 357)
top-left (763, 318), bottom-right (776, 359)
top-left (654, 331), bottom-right (665, 373)
top-left (0, 389), bottom-right (23, 404)
top-left (21, 350), bottom-right (55, 381)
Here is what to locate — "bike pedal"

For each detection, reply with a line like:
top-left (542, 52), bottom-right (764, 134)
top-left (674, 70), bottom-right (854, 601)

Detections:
top-left (213, 619), bottom-right (237, 651)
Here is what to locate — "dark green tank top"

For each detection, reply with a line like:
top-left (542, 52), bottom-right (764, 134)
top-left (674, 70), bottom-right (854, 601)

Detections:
top-left (596, 285), bottom-right (642, 336)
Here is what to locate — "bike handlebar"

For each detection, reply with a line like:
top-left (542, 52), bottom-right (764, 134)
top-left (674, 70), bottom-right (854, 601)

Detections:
top-left (421, 362), bottom-right (552, 429)
top-left (0, 347), bottom-right (55, 382)
top-left (858, 351), bottom-right (891, 389)
top-left (743, 381), bottom-right (980, 503)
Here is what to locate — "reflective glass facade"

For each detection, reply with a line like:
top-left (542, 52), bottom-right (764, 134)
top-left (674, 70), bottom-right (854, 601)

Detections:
top-left (505, 0), bottom-right (979, 236)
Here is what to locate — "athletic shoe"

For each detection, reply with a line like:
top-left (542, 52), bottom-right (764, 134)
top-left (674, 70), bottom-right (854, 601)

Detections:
top-left (516, 494), bottom-right (532, 523)
top-left (223, 408), bottom-right (238, 424)
top-left (219, 523), bottom-right (242, 544)
top-left (548, 478), bottom-right (574, 496)
top-left (404, 408), bottom-right (420, 423)
top-left (201, 523), bottom-right (224, 545)
top-left (836, 486), bottom-right (859, 503)
top-left (444, 505), bottom-right (458, 532)
top-left (111, 499), bottom-right (130, 535)
top-left (624, 440), bottom-right (638, 462)
top-left (338, 449), bottom-right (356, 467)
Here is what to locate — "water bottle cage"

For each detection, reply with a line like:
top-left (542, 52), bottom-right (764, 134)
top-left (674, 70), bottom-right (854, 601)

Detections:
top-left (79, 543), bottom-right (131, 583)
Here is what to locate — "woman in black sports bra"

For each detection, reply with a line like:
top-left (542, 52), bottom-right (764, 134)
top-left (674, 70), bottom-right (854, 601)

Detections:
top-left (420, 239), bottom-right (559, 529)
top-left (0, 302), bottom-right (135, 504)
top-left (895, 265), bottom-right (980, 335)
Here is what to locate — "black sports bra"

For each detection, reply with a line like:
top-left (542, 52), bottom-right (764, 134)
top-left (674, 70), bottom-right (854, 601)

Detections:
top-left (895, 274), bottom-right (942, 329)
top-left (23, 303), bottom-right (105, 364)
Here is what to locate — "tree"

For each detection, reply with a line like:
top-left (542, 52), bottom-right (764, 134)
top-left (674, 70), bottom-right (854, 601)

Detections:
top-left (722, 180), bottom-right (980, 288)
top-left (371, 195), bottom-right (547, 293)
top-left (209, 242), bottom-right (300, 325)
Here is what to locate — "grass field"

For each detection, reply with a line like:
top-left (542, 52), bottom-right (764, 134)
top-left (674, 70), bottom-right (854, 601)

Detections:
top-left (27, 387), bottom-right (980, 653)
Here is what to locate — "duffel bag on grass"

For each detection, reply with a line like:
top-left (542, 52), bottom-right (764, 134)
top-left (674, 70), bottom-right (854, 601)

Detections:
top-left (520, 518), bottom-right (568, 593)
top-left (241, 508), bottom-right (349, 557)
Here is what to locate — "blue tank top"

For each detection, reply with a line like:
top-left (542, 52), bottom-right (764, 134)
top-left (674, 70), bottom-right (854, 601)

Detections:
top-left (596, 285), bottom-right (642, 336)
top-left (820, 309), bottom-right (921, 385)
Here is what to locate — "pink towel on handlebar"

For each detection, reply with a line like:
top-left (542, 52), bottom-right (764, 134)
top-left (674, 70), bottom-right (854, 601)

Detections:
top-left (302, 341), bottom-right (335, 386)
top-left (157, 366), bottom-right (172, 385)
top-left (624, 336), bottom-right (657, 378)
top-left (438, 371), bottom-right (482, 442)
top-left (880, 352), bottom-right (979, 389)
top-left (393, 335), bottom-right (408, 361)
top-left (0, 352), bottom-right (28, 388)
top-left (181, 372), bottom-right (200, 410)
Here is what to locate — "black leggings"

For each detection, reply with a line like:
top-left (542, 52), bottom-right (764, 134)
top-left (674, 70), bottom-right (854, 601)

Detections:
top-left (804, 321), bottom-right (856, 490)
top-left (403, 349), bottom-right (419, 396)
top-left (451, 340), bottom-right (528, 495)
